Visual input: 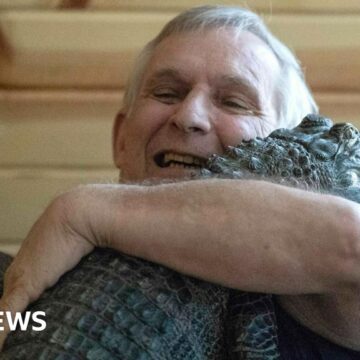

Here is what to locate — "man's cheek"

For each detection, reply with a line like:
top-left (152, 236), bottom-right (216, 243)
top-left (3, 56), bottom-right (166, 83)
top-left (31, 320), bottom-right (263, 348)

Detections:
top-left (220, 121), bottom-right (252, 147)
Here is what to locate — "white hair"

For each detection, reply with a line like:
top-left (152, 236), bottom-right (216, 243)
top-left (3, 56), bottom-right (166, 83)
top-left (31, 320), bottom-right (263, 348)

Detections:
top-left (122, 5), bottom-right (318, 128)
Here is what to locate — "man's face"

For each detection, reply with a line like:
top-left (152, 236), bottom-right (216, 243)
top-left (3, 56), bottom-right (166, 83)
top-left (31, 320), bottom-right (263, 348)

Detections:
top-left (113, 28), bottom-right (281, 182)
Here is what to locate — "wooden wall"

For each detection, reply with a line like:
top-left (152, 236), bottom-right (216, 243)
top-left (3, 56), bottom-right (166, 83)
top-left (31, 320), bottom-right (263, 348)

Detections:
top-left (1, 1), bottom-right (360, 255)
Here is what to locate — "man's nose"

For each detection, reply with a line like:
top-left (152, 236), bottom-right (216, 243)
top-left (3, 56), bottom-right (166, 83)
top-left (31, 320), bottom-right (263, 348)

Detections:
top-left (170, 92), bottom-right (212, 134)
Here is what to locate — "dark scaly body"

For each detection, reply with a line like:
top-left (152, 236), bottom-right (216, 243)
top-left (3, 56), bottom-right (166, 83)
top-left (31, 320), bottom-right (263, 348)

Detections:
top-left (1, 114), bottom-right (360, 360)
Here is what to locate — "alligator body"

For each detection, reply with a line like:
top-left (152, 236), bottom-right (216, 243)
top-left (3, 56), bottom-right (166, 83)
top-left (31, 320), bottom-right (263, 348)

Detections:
top-left (1, 114), bottom-right (360, 359)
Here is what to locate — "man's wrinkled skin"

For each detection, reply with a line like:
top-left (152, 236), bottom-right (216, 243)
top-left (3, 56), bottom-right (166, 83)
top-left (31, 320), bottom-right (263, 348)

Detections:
top-left (1, 27), bottom-right (360, 352)
top-left (113, 29), bottom-right (281, 182)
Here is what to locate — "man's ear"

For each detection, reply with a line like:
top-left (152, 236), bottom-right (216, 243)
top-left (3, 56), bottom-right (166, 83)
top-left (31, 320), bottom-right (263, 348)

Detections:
top-left (112, 112), bottom-right (126, 169)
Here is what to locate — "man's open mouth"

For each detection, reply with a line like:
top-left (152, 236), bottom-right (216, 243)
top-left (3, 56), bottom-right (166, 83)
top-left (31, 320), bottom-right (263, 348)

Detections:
top-left (154, 152), bottom-right (207, 169)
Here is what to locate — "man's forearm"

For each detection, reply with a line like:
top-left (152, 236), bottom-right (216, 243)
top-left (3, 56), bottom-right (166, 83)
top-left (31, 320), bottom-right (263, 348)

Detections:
top-left (1, 178), bottom-right (359, 347)
top-left (84, 179), bottom-right (360, 294)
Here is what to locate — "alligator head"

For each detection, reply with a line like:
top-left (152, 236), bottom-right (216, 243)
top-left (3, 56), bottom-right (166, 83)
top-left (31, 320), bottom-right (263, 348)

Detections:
top-left (202, 114), bottom-right (360, 202)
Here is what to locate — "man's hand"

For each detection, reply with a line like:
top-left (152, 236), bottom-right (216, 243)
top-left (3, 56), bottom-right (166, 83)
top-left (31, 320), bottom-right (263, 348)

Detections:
top-left (0, 190), bottom-right (95, 347)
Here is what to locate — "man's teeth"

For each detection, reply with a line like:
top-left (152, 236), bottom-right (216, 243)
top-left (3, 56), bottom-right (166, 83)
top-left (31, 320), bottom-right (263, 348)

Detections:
top-left (169, 163), bottom-right (194, 168)
top-left (163, 153), bottom-right (202, 167)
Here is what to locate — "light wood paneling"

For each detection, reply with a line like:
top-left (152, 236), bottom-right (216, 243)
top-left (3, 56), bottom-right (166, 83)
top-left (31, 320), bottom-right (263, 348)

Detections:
top-left (0, 168), bottom-right (118, 243)
top-left (269, 16), bottom-right (360, 92)
top-left (0, 11), bottom-right (174, 88)
top-left (0, 243), bottom-right (20, 256)
top-left (0, 11), bottom-right (359, 92)
top-left (1, 1), bottom-right (360, 14)
top-left (315, 93), bottom-right (360, 125)
top-left (0, 90), bottom-right (121, 167)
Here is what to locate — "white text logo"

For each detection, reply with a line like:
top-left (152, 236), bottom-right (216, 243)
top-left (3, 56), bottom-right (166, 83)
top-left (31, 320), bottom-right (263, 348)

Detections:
top-left (0, 311), bottom-right (46, 331)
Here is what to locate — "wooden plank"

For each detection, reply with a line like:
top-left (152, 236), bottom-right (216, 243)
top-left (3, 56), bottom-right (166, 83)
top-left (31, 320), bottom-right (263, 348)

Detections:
top-left (0, 168), bottom-right (118, 241)
top-left (0, 242), bottom-right (21, 256)
top-left (0, 11), bottom-right (359, 91)
top-left (299, 49), bottom-right (360, 92)
top-left (0, 89), bottom-right (122, 167)
top-left (315, 92), bottom-right (360, 125)
top-left (0, 11), bottom-right (174, 89)
top-left (269, 16), bottom-right (360, 92)
top-left (97, 0), bottom-right (360, 14)
top-left (1, 1), bottom-right (360, 14)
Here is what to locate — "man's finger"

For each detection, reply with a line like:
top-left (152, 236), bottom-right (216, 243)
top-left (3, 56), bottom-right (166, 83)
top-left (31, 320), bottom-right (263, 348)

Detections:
top-left (0, 327), bottom-right (8, 351)
top-left (0, 297), bottom-right (12, 351)
top-left (0, 287), bottom-right (32, 350)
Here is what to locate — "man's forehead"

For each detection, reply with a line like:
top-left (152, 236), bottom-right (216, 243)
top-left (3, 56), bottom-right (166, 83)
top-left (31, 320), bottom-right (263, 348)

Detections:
top-left (150, 28), bottom-right (275, 62)
top-left (142, 28), bottom-right (279, 87)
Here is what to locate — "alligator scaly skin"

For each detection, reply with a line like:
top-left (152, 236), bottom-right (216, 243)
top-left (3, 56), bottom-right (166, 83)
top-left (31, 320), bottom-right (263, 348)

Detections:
top-left (1, 114), bottom-right (360, 359)
top-left (0, 251), bottom-right (229, 360)
top-left (204, 114), bottom-right (360, 202)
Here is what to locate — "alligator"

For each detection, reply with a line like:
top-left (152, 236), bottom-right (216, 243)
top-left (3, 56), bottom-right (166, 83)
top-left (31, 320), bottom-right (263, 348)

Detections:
top-left (1, 114), bottom-right (360, 359)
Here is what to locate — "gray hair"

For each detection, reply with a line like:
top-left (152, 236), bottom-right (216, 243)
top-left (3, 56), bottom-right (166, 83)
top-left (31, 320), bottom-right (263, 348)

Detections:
top-left (122, 5), bottom-right (318, 128)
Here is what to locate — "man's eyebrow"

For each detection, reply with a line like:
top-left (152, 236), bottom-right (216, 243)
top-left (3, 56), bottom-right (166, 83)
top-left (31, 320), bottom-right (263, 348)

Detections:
top-left (144, 68), bottom-right (188, 87)
top-left (218, 75), bottom-right (259, 99)
top-left (144, 70), bottom-right (260, 101)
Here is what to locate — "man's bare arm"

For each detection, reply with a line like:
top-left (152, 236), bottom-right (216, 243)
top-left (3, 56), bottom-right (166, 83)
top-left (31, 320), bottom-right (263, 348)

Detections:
top-left (99, 179), bottom-right (360, 293)
top-left (2, 178), bottom-right (360, 320)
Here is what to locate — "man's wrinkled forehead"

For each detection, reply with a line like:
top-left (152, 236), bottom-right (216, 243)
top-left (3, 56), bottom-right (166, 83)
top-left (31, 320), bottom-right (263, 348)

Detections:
top-left (145, 29), bottom-right (278, 81)
top-left (139, 29), bottom-right (280, 106)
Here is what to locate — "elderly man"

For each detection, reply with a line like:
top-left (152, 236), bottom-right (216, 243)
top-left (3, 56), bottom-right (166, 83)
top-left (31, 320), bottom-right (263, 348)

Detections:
top-left (1, 5), bottom-right (360, 357)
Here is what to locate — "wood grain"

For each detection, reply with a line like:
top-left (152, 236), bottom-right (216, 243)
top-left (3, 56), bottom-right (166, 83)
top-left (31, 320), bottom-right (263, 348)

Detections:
top-left (0, 168), bottom-right (118, 242)
top-left (1, 1), bottom-right (359, 13)
top-left (0, 11), bottom-right (359, 91)
top-left (0, 89), bottom-right (120, 167)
